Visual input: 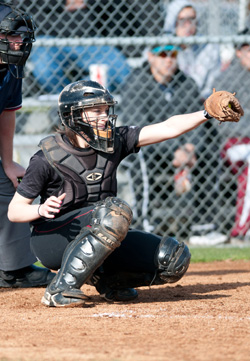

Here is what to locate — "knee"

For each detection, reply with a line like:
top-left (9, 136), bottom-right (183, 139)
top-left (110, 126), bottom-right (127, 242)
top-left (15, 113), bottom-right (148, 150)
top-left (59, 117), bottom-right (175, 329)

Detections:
top-left (154, 236), bottom-right (191, 283)
top-left (91, 197), bottom-right (133, 247)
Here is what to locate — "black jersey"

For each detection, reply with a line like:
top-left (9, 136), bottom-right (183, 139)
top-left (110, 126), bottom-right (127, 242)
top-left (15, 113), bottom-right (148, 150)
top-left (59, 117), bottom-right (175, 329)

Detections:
top-left (17, 125), bottom-right (141, 214)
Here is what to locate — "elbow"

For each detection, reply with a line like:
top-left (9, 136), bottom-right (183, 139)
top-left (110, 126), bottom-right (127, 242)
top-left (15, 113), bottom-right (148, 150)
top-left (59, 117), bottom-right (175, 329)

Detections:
top-left (7, 205), bottom-right (19, 223)
top-left (7, 210), bottom-right (15, 223)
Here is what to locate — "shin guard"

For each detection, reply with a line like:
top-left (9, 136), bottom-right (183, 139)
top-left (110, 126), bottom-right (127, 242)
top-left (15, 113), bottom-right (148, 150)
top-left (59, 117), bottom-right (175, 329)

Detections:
top-left (43, 197), bottom-right (132, 306)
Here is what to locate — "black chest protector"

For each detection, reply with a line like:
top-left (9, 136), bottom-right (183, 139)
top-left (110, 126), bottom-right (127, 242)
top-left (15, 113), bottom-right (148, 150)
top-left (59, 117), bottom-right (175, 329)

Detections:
top-left (39, 134), bottom-right (122, 208)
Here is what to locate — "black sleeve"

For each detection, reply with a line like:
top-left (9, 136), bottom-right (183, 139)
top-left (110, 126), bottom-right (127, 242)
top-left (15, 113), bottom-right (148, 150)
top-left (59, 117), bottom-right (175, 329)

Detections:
top-left (117, 126), bottom-right (142, 157)
top-left (17, 151), bottom-right (57, 200)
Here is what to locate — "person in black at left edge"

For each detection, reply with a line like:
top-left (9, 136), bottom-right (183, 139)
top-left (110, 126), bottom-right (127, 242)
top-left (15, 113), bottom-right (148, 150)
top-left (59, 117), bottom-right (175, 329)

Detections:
top-left (0, 2), bottom-right (55, 288)
top-left (8, 80), bottom-right (240, 307)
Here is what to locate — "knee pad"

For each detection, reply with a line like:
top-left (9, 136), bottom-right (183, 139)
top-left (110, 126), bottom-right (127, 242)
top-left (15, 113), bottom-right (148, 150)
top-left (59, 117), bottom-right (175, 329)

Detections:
top-left (91, 197), bottom-right (133, 250)
top-left (48, 197), bottom-right (132, 300)
top-left (154, 236), bottom-right (191, 284)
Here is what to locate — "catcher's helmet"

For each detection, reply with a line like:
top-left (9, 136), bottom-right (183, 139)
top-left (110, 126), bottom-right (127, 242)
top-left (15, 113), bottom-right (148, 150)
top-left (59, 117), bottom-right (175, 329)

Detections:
top-left (0, 2), bottom-right (36, 77)
top-left (58, 80), bottom-right (118, 153)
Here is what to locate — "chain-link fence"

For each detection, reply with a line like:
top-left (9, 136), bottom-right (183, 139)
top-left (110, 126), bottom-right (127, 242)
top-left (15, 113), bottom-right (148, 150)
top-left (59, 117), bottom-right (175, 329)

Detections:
top-left (13, 0), bottom-right (250, 242)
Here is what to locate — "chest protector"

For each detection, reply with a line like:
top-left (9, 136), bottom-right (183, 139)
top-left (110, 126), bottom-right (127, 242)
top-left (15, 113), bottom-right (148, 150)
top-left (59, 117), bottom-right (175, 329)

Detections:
top-left (39, 134), bottom-right (121, 208)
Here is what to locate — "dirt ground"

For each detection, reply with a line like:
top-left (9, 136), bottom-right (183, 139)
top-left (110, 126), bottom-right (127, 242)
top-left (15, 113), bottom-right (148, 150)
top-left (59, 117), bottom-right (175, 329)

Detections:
top-left (0, 260), bottom-right (250, 361)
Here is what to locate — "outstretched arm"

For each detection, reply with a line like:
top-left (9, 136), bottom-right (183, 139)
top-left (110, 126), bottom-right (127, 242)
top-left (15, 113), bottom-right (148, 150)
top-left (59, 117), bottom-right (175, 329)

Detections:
top-left (137, 110), bottom-right (207, 147)
top-left (137, 89), bottom-right (244, 147)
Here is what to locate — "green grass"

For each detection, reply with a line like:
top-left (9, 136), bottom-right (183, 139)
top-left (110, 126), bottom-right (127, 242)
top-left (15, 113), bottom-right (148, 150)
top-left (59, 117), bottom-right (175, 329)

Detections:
top-left (189, 246), bottom-right (250, 263)
top-left (34, 261), bottom-right (45, 268)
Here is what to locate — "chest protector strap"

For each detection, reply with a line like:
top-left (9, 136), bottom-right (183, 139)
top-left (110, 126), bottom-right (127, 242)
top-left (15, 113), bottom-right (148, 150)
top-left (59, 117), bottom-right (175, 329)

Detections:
top-left (39, 134), bottom-right (108, 203)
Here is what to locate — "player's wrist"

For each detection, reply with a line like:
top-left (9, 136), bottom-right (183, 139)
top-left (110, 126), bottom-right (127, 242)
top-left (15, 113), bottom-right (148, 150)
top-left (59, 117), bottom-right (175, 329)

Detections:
top-left (37, 204), bottom-right (46, 219)
top-left (203, 110), bottom-right (213, 119)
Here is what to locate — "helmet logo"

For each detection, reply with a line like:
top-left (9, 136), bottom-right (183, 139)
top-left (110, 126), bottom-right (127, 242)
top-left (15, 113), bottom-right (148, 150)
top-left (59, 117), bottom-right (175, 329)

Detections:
top-left (86, 172), bottom-right (102, 182)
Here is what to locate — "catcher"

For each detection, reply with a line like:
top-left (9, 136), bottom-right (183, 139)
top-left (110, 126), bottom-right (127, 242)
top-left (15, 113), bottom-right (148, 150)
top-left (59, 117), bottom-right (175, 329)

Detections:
top-left (8, 81), bottom-right (243, 307)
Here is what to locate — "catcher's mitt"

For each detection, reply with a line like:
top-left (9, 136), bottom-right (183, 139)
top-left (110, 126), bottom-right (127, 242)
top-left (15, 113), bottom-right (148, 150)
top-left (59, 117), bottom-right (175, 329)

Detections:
top-left (204, 88), bottom-right (244, 122)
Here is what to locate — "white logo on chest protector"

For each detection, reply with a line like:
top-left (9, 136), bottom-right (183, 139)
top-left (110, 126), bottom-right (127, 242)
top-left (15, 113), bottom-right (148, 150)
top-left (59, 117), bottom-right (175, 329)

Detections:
top-left (86, 172), bottom-right (102, 181)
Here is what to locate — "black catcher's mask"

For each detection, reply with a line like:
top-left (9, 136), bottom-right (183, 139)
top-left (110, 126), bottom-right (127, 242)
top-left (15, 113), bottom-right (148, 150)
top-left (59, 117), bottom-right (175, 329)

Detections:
top-left (58, 80), bottom-right (118, 153)
top-left (0, 2), bottom-right (36, 78)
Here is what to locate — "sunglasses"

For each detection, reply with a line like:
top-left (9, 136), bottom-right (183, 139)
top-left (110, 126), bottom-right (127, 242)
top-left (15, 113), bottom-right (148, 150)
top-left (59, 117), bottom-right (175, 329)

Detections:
top-left (177, 17), bottom-right (196, 26)
top-left (156, 50), bottom-right (178, 59)
top-left (239, 45), bottom-right (250, 53)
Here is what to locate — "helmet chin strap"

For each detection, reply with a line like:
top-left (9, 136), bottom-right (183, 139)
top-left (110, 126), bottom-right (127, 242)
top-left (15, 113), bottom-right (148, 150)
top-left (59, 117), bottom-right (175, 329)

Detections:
top-left (0, 59), bottom-right (23, 78)
top-left (8, 63), bottom-right (23, 78)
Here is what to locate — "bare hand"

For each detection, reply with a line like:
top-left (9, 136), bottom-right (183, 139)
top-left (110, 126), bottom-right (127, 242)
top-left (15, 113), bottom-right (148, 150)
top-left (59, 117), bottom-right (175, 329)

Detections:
top-left (38, 193), bottom-right (66, 218)
top-left (4, 161), bottom-right (25, 188)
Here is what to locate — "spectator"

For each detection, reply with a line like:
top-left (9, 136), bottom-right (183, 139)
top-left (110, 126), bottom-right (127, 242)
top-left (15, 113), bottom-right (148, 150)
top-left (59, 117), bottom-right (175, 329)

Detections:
top-left (119, 44), bottom-right (201, 233)
top-left (30, 44), bottom-right (130, 94)
top-left (120, 43), bottom-right (228, 245)
top-left (215, 28), bottom-right (250, 243)
top-left (0, 2), bottom-right (55, 287)
top-left (120, 44), bottom-right (201, 126)
top-left (164, 0), bottom-right (222, 100)
top-left (162, 0), bottom-right (231, 245)
top-left (20, 0), bottom-right (131, 95)
top-left (22, 0), bottom-right (164, 39)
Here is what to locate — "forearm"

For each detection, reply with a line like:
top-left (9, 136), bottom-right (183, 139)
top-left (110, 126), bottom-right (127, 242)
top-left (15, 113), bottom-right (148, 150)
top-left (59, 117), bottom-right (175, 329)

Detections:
top-left (8, 200), bottom-right (41, 223)
top-left (0, 111), bottom-right (15, 166)
top-left (138, 110), bottom-right (208, 147)
top-left (164, 111), bottom-right (208, 135)
top-left (8, 192), bottom-right (66, 223)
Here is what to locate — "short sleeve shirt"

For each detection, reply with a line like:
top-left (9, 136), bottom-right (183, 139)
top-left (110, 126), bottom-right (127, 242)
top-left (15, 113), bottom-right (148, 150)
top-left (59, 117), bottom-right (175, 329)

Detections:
top-left (0, 65), bottom-right (22, 113)
top-left (17, 125), bottom-right (142, 202)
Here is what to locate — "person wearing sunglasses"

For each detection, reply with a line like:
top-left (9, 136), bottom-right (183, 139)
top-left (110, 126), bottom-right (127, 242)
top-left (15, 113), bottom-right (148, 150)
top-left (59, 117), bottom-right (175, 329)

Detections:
top-left (119, 44), bottom-right (201, 235)
top-left (161, 0), bottom-right (229, 246)
top-left (164, 0), bottom-right (222, 101)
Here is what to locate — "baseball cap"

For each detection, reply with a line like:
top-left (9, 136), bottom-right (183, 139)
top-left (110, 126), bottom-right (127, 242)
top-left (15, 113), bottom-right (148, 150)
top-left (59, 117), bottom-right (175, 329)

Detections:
top-left (151, 45), bottom-right (181, 54)
top-left (236, 28), bottom-right (250, 49)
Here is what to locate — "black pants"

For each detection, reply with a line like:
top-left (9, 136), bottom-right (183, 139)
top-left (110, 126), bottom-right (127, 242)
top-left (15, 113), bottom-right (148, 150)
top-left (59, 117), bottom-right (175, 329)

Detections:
top-left (30, 206), bottom-right (161, 273)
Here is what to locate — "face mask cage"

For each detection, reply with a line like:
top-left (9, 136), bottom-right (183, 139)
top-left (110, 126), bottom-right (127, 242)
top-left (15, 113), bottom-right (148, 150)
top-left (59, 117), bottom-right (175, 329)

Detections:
top-left (63, 104), bottom-right (118, 153)
top-left (0, 9), bottom-right (36, 78)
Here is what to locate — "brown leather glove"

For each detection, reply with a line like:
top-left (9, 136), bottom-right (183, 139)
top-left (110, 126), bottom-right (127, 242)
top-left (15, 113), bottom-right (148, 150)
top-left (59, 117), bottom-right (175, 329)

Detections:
top-left (204, 88), bottom-right (244, 122)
